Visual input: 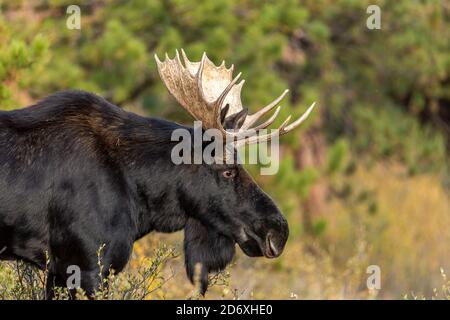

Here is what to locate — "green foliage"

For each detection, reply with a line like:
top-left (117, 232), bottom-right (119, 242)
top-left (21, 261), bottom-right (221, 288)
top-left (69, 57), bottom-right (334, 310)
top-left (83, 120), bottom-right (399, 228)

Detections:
top-left (351, 104), bottom-right (446, 174)
top-left (327, 138), bottom-right (349, 175)
top-left (0, 16), bottom-right (48, 108)
top-left (277, 155), bottom-right (320, 199)
top-left (312, 218), bottom-right (327, 236)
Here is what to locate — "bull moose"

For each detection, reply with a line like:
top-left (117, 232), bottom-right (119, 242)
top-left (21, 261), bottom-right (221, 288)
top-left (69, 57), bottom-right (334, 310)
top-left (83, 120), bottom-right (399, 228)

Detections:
top-left (0, 49), bottom-right (315, 298)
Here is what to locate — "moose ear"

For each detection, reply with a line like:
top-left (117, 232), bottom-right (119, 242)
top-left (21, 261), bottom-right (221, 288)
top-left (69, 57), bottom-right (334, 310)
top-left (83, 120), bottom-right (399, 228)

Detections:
top-left (222, 108), bottom-right (248, 130)
top-left (220, 104), bottom-right (231, 125)
top-left (184, 218), bottom-right (235, 295)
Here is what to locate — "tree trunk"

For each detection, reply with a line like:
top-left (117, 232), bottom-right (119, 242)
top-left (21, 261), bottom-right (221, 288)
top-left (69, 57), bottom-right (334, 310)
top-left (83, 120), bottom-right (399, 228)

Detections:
top-left (294, 127), bottom-right (328, 235)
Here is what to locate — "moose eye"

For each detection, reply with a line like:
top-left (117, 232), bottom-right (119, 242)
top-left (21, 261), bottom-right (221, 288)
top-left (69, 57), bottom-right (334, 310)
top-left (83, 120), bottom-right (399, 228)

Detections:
top-left (222, 169), bottom-right (236, 179)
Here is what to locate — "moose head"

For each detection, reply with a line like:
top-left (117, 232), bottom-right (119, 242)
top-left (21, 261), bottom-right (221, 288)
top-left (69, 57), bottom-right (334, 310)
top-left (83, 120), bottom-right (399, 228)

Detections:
top-left (155, 50), bottom-right (315, 293)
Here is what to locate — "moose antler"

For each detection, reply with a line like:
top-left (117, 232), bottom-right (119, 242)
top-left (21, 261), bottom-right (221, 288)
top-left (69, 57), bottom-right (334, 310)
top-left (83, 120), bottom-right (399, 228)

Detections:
top-left (155, 49), bottom-right (315, 146)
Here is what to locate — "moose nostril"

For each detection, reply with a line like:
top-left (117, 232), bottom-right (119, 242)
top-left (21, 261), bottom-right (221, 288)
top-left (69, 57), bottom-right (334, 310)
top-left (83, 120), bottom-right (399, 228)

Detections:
top-left (266, 234), bottom-right (279, 258)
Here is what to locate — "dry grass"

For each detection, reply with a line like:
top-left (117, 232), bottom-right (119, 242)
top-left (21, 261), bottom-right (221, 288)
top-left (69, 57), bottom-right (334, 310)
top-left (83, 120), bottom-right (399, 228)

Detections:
top-left (324, 162), bottom-right (450, 297)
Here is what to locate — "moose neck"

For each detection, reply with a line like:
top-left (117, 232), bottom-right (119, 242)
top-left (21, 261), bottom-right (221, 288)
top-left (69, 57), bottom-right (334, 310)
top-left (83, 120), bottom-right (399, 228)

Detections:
top-left (131, 163), bottom-right (188, 240)
top-left (118, 116), bottom-right (193, 240)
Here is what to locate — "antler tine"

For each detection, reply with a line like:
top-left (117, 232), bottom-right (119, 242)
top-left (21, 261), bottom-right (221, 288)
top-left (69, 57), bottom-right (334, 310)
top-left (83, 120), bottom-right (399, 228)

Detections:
top-left (253, 106), bottom-right (282, 130)
top-left (235, 114), bottom-right (292, 147)
top-left (180, 48), bottom-right (189, 65)
top-left (154, 53), bottom-right (161, 64)
top-left (214, 72), bottom-right (243, 123)
top-left (196, 52), bottom-right (208, 101)
top-left (241, 89), bottom-right (289, 130)
top-left (174, 49), bottom-right (182, 64)
top-left (180, 48), bottom-right (200, 76)
top-left (235, 102), bottom-right (316, 147)
top-left (283, 102), bottom-right (316, 132)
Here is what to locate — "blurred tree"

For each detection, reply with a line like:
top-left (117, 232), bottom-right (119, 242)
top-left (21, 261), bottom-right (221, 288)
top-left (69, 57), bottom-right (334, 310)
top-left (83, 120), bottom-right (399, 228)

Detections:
top-left (0, 13), bottom-right (48, 109)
